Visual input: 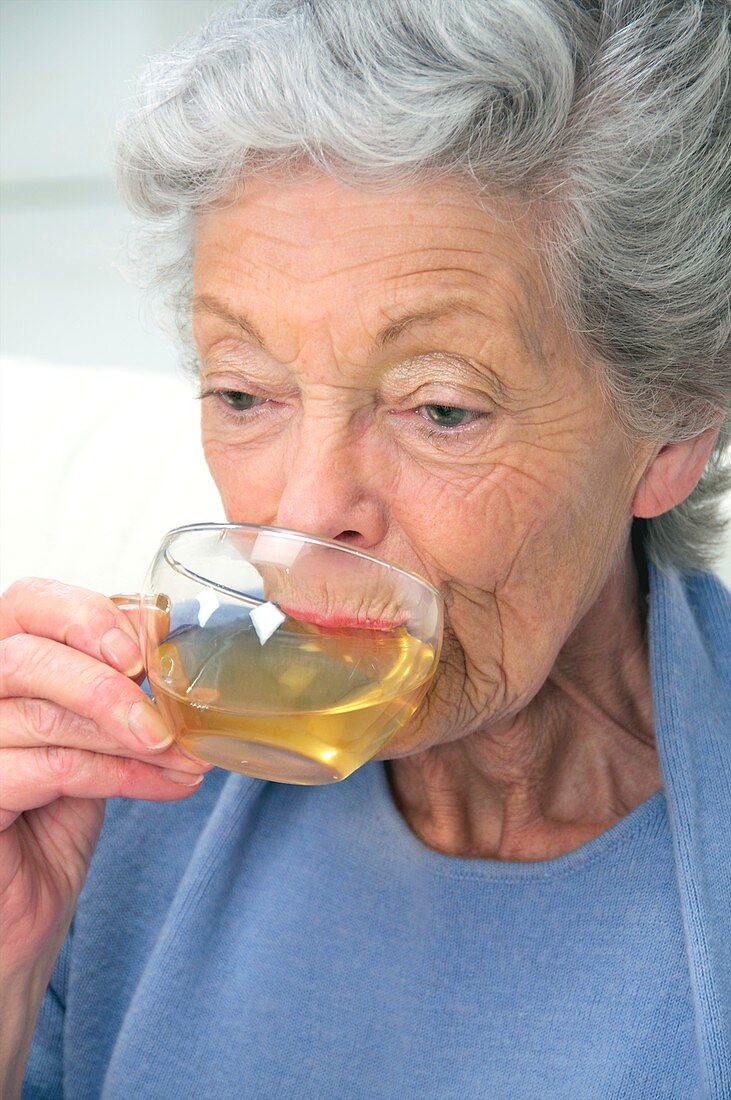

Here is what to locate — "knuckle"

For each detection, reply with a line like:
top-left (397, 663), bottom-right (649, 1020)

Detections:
top-left (40, 745), bottom-right (132, 792)
top-left (42, 744), bottom-right (82, 781)
top-left (82, 663), bottom-right (129, 717)
top-left (0, 632), bottom-right (44, 684)
top-left (111, 755), bottom-right (137, 787)
top-left (1, 576), bottom-right (41, 602)
top-left (0, 578), bottom-right (22, 605)
top-left (2, 576), bottom-right (62, 604)
top-left (64, 596), bottom-right (119, 651)
top-left (89, 750), bottom-right (133, 793)
top-left (21, 697), bottom-right (69, 744)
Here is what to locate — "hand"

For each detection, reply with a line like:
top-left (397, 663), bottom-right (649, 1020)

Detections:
top-left (0, 577), bottom-right (211, 981)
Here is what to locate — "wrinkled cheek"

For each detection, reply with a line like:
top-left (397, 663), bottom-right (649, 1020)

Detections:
top-left (441, 464), bottom-right (627, 715)
top-left (428, 463), bottom-right (558, 593)
top-left (431, 469), bottom-right (584, 712)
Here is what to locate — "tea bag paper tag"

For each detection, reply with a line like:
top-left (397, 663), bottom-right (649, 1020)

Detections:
top-left (250, 601), bottom-right (286, 645)
top-left (197, 590), bottom-right (220, 628)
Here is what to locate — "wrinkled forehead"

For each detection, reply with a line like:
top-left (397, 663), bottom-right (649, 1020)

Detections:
top-left (191, 168), bottom-right (571, 380)
top-left (194, 171), bottom-right (542, 299)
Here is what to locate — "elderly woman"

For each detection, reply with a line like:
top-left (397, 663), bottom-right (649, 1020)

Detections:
top-left (2, 1), bottom-right (729, 1097)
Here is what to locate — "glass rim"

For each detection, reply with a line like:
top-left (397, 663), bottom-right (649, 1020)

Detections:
top-left (160, 522), bottom-right (443, 603)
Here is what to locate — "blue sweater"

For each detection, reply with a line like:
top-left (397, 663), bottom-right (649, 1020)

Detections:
top-left (23, 564), bottom-right (731, 1099)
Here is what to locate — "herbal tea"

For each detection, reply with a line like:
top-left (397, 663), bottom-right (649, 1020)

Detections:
top-left (147, 611), bottom-right (435, 784)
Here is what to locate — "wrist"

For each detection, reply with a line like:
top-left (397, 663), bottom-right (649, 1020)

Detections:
top-left (0, 951), bottom-right (60, 1099)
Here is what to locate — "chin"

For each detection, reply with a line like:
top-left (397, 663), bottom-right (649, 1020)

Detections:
top-left (372, 692), bottom-right (469, 762)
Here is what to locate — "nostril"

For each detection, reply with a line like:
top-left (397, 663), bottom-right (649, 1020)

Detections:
top-left (335, 531), bottom-right (364, 545)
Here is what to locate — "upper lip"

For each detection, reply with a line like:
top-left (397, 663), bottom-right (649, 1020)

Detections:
top-left (277, 603), bottom-right (405, 631)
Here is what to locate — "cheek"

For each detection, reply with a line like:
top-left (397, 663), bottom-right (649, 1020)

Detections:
top-left (397, 438), bottom-right (633, 675)
top-left (408, 421), bottom-right (632, 596)
top-left (390, 451), bottom-right (557, 592)
top-left (201, 420), bottom-right (288, 524)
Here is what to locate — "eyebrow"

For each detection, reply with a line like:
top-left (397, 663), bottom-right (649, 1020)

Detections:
top-left (191, 293), bottom-right (507, 396)
top-left (192, 295), bottom-right (268, 347)
top-left (374, 297), bottom-right (490, 350)
top-left (193, 294), bottom-right (492, 352)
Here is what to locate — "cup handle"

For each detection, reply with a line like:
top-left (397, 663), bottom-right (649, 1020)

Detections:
top-left (110, 593), bottom-right (141, 614)
top-left (110, 593), bottom-right (171, 615)
top-left (110, 593), bottom-right (171, 656)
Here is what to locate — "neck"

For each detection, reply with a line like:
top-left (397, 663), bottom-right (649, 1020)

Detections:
top-left (386, 543), bottom-right (661, 861)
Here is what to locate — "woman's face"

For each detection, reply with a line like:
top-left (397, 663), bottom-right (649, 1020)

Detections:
top-left (192, 170), bottom-right (653, 755)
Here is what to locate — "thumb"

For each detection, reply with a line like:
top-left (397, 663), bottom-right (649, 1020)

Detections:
top-left (109, 594), bottom-right (171, 685)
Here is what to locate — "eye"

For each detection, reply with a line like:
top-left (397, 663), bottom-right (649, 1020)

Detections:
top-left (421, 404), bottom-right (478, 429)
top-left (198, 384), bottom-right (287, 426)
top-left (218, 390), bottom-right (258, 411)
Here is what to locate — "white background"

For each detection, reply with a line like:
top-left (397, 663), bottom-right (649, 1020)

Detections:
top-left (0, 0), bottom-right (229, 372)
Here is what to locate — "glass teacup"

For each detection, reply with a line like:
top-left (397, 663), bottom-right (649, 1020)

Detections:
top-left (119, 523), bottom-right (443, 785)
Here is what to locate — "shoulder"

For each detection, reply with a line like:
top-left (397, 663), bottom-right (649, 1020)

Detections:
top-left (647, 566), bottom-right (731, 1083)
top-left (682, 568), bottom-right (731, 670)
top-left (649, 563), bottom-right (730, 689)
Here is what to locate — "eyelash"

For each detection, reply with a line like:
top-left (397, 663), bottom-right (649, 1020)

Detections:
top-left (407, 411), bottom-right (487, 451)
top-left (198, 388), bottom-right (490, 440)
top-left (198, 388), bottom-right (274, 421)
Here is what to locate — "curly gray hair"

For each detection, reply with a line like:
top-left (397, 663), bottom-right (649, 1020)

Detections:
top-left (114, 0), bottom-right (731, 574)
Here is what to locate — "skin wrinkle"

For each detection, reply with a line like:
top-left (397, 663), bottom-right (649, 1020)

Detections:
top-left (377, 303), bottom-right (495, 352)
top-left (197, 264), bottom-right (538, 383)
top-left (206, 191), bottom-right (515, 244)
top-left (194, 238), bottom-right (488, 290)
top-left (191, 169), bottom-right (708, 861)
top-left (197, 193), bottom-right (539, 304)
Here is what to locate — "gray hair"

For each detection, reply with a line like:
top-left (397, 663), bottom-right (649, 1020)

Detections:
top-left (115, 0), bottom-right (731, 574)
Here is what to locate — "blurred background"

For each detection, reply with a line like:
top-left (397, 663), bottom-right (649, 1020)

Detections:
top-left (1, 0), bottom-right (729, 592)
top-left (1, 0), bottom-right (232, 591)
top-left (1, 0), bottom-right (230, 373)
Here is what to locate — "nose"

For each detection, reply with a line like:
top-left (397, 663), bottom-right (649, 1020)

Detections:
top-left (274, 418), bottom-right (388, 549)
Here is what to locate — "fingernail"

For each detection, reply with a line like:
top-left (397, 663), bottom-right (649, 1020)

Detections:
top-left (127, 700), bottom-right (174, 751)
top-left (101, 628), bottom-right (144, 677)
top-left (165, 752), bottom-right (215, 773)
top-left (175, 744), bottom-right (213, 765)
top-left (161, 769), bottom-right (205, 787)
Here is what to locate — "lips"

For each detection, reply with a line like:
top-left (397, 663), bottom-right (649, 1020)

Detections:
top-left (254, 552), bottom-right (407, 632)
top-left (277, 603), bottom-right (406, 632)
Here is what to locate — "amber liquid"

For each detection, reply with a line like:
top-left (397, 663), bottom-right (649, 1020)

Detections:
top-left (147, 612), bottom-right (435, 784)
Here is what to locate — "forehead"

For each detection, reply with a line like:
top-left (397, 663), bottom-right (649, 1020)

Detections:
top-left (193, 170), bottom-right (544, 303)
top-left (190, 170), bottom-right (569, 387)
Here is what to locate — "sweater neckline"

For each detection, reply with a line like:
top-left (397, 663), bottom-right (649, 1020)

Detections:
top-left (364, 761), bottom-right (666, 883)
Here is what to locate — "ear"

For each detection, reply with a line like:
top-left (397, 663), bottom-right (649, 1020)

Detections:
top-left (632, 424), bottom-right (721, 519)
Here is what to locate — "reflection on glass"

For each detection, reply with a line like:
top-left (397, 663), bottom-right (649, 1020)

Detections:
top-left (138, 524), bottom-right (443, 785)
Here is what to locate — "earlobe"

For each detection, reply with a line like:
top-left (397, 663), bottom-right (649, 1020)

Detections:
top-left (632, 424), bottom-right (721, 519)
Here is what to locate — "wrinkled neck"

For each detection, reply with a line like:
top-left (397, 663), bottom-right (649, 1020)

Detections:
top-left (386, 542), bottom-right (660, 861)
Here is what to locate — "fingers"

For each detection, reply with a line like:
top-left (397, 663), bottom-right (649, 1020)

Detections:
top-left (0, 747), bottom-right (205, 820)
top-left (0, 697), bottom-right (209, 775)
top-left (0, 634), bottom-right (174, 754)
top-left (0, 582), bottom-right (211, 852)
top-left (1, 578), bottom-right (144, 675)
